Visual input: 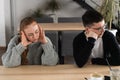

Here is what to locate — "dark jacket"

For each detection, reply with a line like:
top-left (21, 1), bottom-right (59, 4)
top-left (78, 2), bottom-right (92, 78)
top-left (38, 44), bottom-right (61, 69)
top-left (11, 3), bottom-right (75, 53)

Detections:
top-left (73, 30), bottom-right (120, 67)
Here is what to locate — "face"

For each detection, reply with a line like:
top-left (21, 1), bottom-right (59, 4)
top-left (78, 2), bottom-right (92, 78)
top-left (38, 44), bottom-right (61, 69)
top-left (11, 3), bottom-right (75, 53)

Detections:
top-left (23, 22), bottom-right (40, 42)
top-left (86, 20), bottom-right (105, 36)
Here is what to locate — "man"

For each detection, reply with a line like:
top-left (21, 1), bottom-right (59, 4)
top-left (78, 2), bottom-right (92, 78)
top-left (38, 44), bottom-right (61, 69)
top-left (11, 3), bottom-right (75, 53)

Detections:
top-left (73, 10), bottom-right (120, 67)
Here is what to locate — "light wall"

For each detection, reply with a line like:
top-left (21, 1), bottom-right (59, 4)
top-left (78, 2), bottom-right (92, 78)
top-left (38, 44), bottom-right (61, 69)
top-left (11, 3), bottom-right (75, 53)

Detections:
top-left (0, 0), bottom-right (6, 46)
top-left (11, 0), bottom-right (86, 34)
top-left (5, 0), bottom-right (11, 46)
top-left (3, 0), bottom-right (101, 47)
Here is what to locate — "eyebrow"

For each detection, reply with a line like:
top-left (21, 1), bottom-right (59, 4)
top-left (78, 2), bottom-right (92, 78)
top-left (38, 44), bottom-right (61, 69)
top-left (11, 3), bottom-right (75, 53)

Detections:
top-left (27, 29), bottom-right (39, 35)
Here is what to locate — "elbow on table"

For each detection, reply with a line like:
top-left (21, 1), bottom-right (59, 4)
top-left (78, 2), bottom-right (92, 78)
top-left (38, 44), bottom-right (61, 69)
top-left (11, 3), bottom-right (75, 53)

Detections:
top-left (76, 62), bottom-right (85, 68)
top-left (2, 62), bottom-right (20, 68)
top-left (2, 60), bottom-right (20, 68)
top-left (42, 57), bottom-right (59, 66)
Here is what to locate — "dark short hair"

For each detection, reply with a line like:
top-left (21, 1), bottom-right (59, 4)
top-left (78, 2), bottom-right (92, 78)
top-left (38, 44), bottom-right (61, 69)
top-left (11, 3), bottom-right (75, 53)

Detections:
top-left (82, 10), bottom-right (104, 27)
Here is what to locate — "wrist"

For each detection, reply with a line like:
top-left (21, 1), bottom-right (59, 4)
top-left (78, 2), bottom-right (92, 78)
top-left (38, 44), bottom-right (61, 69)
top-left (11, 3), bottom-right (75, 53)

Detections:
top-left (41, 40), bottom-right (48, 44)
top-left (21, 42), bottom-right (27, 47)
top-left (88, 37), bottom-right (96, 44)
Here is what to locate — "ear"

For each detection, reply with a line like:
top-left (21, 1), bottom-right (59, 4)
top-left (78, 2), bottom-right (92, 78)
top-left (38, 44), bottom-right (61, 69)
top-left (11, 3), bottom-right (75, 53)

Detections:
top-left (85, 27), bottom-right (89, 31)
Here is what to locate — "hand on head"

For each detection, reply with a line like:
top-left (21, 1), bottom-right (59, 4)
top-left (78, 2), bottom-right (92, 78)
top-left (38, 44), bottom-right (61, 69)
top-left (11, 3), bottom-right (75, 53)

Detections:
top-left (21, 31), bottom-right (32, 47)
top-left (20, 22), bottom-right (47, 45)
top-left (38, 24), bottom-right (47, 44)
top-left (85, 29), bottom-right (98, 40)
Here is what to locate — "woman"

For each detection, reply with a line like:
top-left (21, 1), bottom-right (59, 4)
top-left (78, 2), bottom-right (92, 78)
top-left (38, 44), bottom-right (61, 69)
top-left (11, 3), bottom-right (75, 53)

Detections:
top-left (2, 17), bottom-right (58, 67)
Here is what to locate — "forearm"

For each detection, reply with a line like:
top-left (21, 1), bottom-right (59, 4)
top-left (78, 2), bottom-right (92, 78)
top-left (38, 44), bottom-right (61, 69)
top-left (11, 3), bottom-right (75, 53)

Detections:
top-left (92, 53), bottom-right (120, 66)
top-left (106, 35), bottom-right (120, 65)
top-left (2, 43), bottom-right (26, 67)
top-left (92, 57), bottom-right (120, 66)
top-left (73, 37), bottom-right (95, 67)
top-left (73, 47), bottom-right (92, 67)
top-left (92, 58), bottom-right (106, 65)
top-left (41, 42), bottom-right (58, 65)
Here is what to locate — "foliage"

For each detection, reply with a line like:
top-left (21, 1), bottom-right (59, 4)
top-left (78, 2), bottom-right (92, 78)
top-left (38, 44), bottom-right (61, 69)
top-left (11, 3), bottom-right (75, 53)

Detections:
top-left (98, 0), bottom-right (120, 29)
top-left (31, 0), bottom-right (61, 18)
top-left (45, 0), bottom-right (61, 13)
top-left (31, 9), bottom-right (44, 18)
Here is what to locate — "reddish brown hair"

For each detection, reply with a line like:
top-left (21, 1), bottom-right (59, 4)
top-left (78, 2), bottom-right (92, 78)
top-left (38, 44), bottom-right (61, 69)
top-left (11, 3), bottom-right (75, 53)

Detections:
top-left (20, 17), bottom-right (37, 31)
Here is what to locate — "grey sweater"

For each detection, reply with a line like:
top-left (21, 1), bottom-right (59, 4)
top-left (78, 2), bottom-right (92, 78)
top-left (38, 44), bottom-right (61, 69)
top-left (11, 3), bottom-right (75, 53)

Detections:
top-left (2, 35), bottom-right (58, 67)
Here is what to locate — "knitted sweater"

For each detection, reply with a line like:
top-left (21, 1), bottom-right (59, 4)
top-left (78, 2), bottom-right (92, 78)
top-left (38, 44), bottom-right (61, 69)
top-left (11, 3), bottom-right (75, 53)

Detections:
top-left (73, 30), bottom-right (120, 67)
top-left (2, 35), bottom-right (58, 67)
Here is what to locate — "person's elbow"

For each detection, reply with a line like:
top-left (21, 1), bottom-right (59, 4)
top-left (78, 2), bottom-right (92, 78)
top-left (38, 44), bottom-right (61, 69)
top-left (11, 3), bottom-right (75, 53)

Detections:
top-left (2, 59), bottom-right (20, 68)
top-left (42, 55), bottom-right (59, 66)
top-left (76, 62), bottom-right (85, 68)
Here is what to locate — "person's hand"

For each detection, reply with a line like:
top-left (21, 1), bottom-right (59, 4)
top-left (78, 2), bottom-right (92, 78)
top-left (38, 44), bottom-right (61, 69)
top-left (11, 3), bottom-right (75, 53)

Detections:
top-left (38, 24), bottom-right (47, 44)
top-left (85, 30), bottom-right (98, 40)
top-left (21, 31), bottom-right (32, 47)
top-left (98, 30), bottom-right (105, 38)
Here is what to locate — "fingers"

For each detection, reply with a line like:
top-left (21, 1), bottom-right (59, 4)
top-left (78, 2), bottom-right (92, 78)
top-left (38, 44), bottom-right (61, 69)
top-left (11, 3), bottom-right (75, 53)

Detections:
top-left (38, 24), bottom-right (42, 35)
top-left (21, 31), bottom-right (32, 47)
top-left (86, 30), bottom-right (98, 39)
top-left (38, 24), bottom-right (42, 34)
top-left (38, 24), bottom-right (45, 37)
top-left (21, 31), bottom-right (26, 41)
top-left (38, 24), bottom-right (47, 44)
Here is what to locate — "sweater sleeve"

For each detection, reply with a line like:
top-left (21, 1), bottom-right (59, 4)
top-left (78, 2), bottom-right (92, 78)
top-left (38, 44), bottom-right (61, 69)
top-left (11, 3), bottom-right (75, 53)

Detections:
top-left (92, 31), bottom-right (120, 65)
top-left (2, 36), bottom-right (26, 67)
top-left (73, 33), bottom-right (96, 67)
top-left (41, 37), bottom-right (58, 66)
top-left (107, 32), bottom-right (120, 65)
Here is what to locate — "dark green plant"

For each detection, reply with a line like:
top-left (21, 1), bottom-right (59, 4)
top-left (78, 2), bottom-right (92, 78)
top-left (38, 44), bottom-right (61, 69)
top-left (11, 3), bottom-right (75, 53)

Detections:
top-left (98, 0), bottom-right (119, 29)
top-left (32, 9), bottom-right (44, 17)
top-left (45, 0), bottom-right (60, 13)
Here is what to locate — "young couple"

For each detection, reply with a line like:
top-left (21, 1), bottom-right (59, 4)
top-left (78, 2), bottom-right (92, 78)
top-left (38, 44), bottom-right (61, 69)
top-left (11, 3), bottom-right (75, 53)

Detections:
top-left (2, 10), bottom-right (120, 68)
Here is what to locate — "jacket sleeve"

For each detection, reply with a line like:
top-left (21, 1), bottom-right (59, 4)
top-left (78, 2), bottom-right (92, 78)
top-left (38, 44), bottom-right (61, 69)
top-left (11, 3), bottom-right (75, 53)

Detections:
top-left (92, 31), bottom-right (120, 65)
top-left (41, 37), bottom-right (58, 65)
top-left (73, 34), bottom-right (96, 67)
top-left (107, 32), bottom-right (120, 65)
top-left (2, 36), bottom-right (26, 67)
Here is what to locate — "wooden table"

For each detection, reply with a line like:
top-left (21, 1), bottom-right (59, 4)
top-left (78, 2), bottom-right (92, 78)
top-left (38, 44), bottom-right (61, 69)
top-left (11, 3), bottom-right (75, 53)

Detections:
top-left (40, 23), bottom-right (85, 31)
top-left (0, 64), bottom-right (120, 80)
